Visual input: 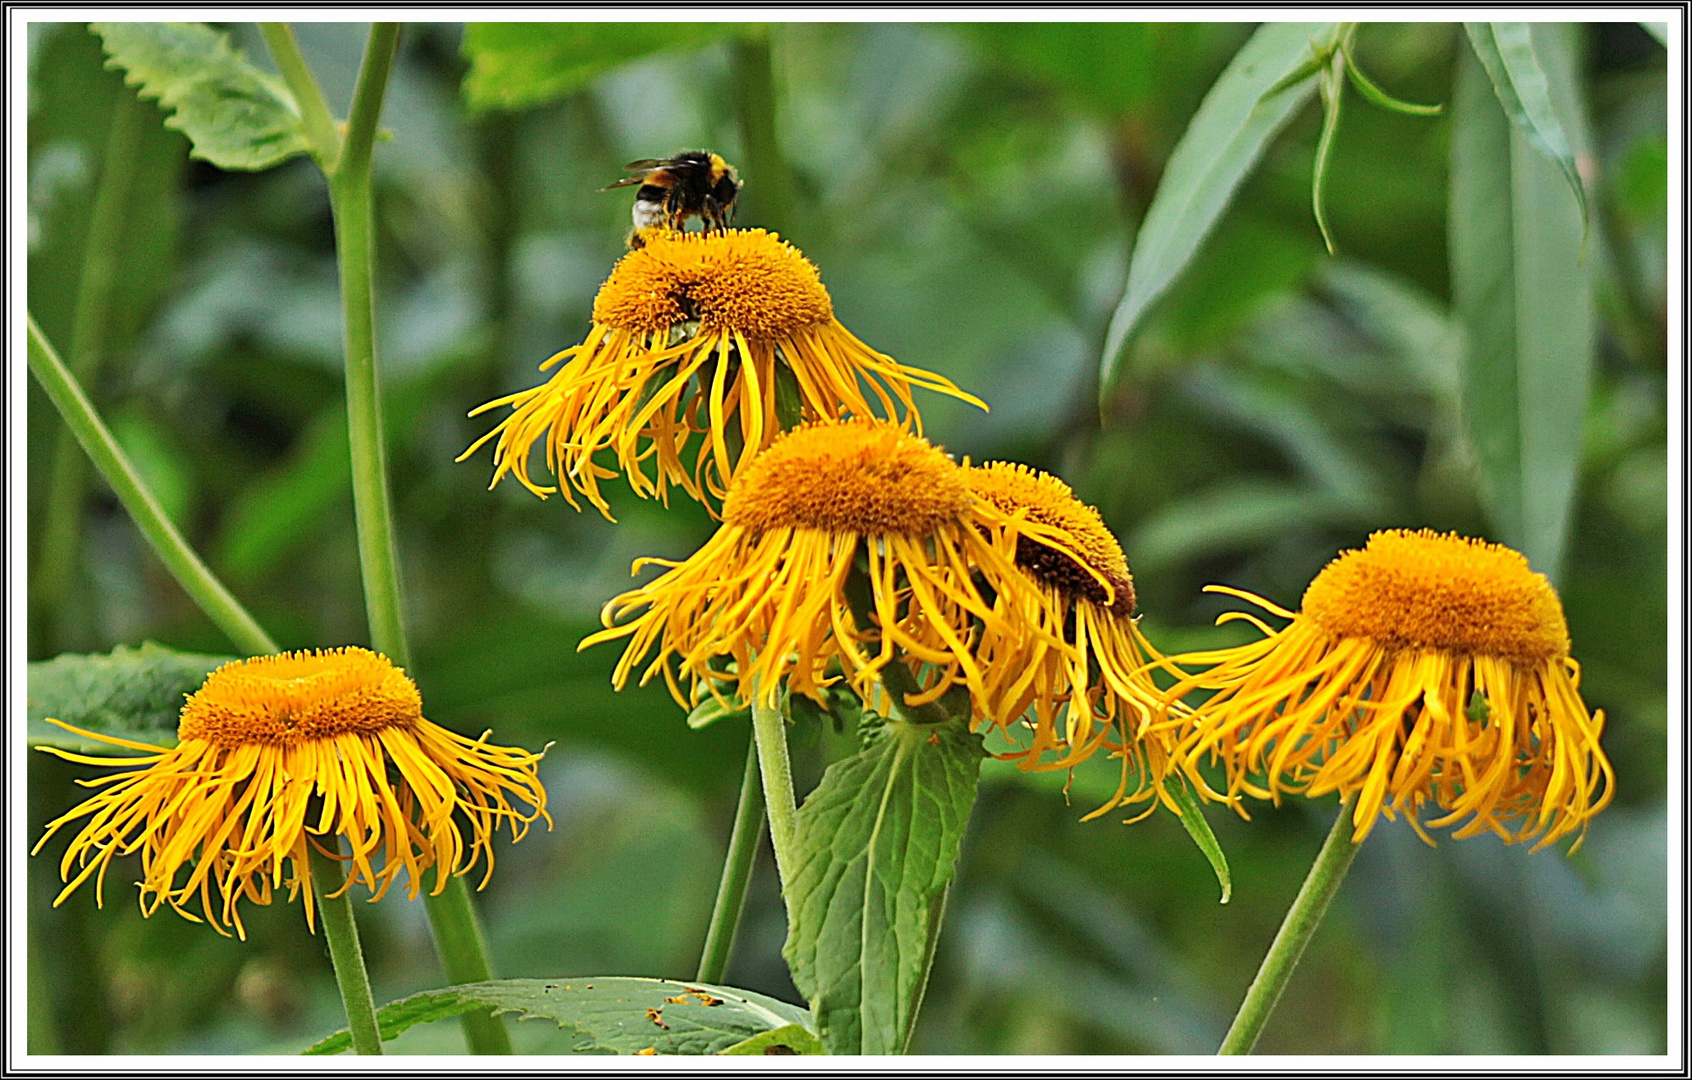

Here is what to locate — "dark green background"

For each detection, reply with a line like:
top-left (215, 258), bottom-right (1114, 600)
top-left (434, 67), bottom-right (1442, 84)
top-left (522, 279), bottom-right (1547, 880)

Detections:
top-left (26, 21), bottom-right (1667, 1054)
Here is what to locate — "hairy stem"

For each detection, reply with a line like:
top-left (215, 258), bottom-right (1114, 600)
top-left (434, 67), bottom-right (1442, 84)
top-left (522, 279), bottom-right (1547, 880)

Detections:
top-left (751, 689), bottom-right (799, 890)
top-left (1218, 796), bottom-right (1361, 1054)
top-left (28, 316), bottom-right (278, 657)
top-left (309, 846), bottom-right (384, 1055)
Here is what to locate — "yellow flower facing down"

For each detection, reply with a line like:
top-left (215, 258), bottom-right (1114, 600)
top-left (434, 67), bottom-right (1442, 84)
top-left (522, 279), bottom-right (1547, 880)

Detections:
top-left (580, 419), bottom-right (1052, 715)
top-left (965, 462), bottom-right (1180, 820)
top-left (1157, 530), bottom-right (1614, 848)
top-left (33, 647), bottom-right (550, 939)
top-left (460, 228), bottom-right (985, 517)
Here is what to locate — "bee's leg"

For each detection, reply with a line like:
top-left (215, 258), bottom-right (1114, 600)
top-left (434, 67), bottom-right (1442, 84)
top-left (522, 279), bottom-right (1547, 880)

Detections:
top-left (702, 195), bottom-right (723, 233)
top-left (666, 185), bottom-right (685, 230)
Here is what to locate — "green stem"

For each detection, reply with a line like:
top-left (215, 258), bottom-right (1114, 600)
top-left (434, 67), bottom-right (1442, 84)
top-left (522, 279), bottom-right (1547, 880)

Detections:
top-left (329, 22), bottom-right (408, 667)
top-left (259, 23), bottom-right (343, 172)
top-left (33, 88), bottom-right (147, 641)
top-left (729, 28), bottom-right (796, 238)
top-left (1218, 796), bottom-right (1362, 1054)
top-left (309, 845), bottom-right (384, 1055)
top-left (28, 316), bottom-right (278, 657)
top-left (421, 873), bottom-right (511, 1054)
top-left (696, 737), bottom-right (766, 984)
top-left (751, 690), bottom-right (799, 889)
top-left (321, 26), bottom-right (511, 1055)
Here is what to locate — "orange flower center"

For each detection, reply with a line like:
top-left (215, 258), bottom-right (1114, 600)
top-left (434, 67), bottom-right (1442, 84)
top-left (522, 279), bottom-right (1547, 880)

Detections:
top-left (722, 419), bottom-right (968, 537)
top-left (966, 462), bottom-right (1135, 615)
top-left (177, 647), bottom-right (422, 747)
top-left (590, 228), bottom-right (834, 338)
top-left (1301, 529), bottom-right (1570, 661)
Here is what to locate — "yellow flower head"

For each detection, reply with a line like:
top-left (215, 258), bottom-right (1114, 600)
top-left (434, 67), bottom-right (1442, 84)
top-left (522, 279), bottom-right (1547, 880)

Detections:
top-left (1158, 529), bottom-right (1614, 847)
top-left (579, 419), bottom-right (1047, 714)
top-left (965, 463), bottom-right (1178, 820)
top-left (32, 647), bottom-right (551, 939)
top-left (459, 229), bottom-right (984, 517)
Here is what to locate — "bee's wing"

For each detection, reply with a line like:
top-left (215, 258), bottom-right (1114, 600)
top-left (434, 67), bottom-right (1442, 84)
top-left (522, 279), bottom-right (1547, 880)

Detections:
top-left (622, 158), bottom-right (670, 170)
top-left (602, 176), bottom-right (648, 190)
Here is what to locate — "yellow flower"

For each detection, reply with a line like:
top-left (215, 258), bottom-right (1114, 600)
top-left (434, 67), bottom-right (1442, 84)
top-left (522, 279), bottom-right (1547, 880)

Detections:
top-left (965, 462), bottom-right (1178, 821)
top-left (580, 418), bottom-right (1048, 714)
top-left (32, 647), bottom-right (550, 939)
top-left (1157, 529), bottom-right (1614, 847)
top-left (459, 228), bottom-right (984, 517)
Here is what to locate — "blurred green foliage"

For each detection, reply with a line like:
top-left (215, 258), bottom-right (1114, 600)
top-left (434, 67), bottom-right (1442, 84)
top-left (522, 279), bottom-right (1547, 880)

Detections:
top-left (27, 20), bottom-right (1666, 1055)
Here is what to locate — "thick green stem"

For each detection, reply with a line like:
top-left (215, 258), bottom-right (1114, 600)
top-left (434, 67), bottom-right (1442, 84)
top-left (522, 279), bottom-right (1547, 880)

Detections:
top-left (322, 26), bottom-right (510, 1055)
top-left (1218, 796), bottom-right (1362, 1054)
top-left (260, 23), bottom-right (343, 172)
top-left (729, 28), bottom-right (796, 238)
top-left (751, 690), bottom-right (799, 889)
top-left (330, 22), bottom-right (408, 667)
top-left (696, 737), bottom-right (766, 984)
top-left (309, 846), bottom-right (384, 1055)
top-left (33, 88), bottom-right (147, 641)
top-left (28, 317), bottom-right (278, 657)
top-left (421, 872), bottom-right (511, 1054)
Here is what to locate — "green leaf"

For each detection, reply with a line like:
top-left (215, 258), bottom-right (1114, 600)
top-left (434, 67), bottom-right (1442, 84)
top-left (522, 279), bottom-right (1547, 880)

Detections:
top-left (1099, 21), bottom-right (1340, 391)
top-left (304, 977), bottom-right (812, 1056)
top-left (1164, 781), bottom-right (1231, 903)
top-left (90, 23), bottom-right (309, 171)
top-left (1461, 22), bottom-right (1589, 230)
top-left (686, 693), bottom-right (748, 731)
top-left (1449, 25), bottom-right (1595, 584)
top-left (782, 716), bottom-right (985, 1054)
top-left (28, 642), bottom-right (232, 753)
top-left (461, 23), bottom-right (752, 112)
top-left (718, 1023), bottom-right (828, 1055)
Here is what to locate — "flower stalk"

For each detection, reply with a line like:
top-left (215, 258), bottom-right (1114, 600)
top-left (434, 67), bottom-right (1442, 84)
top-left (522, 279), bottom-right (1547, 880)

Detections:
top-left (695, 739), bottom-right (767, 984)
top-left (305, 23), bottom-right (513, 1055)
top-left (310, 845), bottom-right (385, 1056)
top-left (751, 688), bottom-right (800, 889)
top-left (1218, 795), bottom-right (1361, 1054)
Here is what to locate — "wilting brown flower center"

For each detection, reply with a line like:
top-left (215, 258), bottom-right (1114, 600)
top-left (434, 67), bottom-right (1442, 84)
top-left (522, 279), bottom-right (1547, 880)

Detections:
top-left (966, 462), bottom-right (1135, 615)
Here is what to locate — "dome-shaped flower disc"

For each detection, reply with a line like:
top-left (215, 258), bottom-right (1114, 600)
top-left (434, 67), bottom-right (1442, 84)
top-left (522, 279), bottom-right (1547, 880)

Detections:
top-left (33, 647), bottom-right (551, 939)
top-left (460, 229), bottom-right (985, 518)
top-left (1156, 530), bottom-right (1614, 847)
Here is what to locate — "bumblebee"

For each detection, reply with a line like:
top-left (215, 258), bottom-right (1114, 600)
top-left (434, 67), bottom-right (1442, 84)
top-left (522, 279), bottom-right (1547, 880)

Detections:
top-left (605, 150), bottom-right (741, 246)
